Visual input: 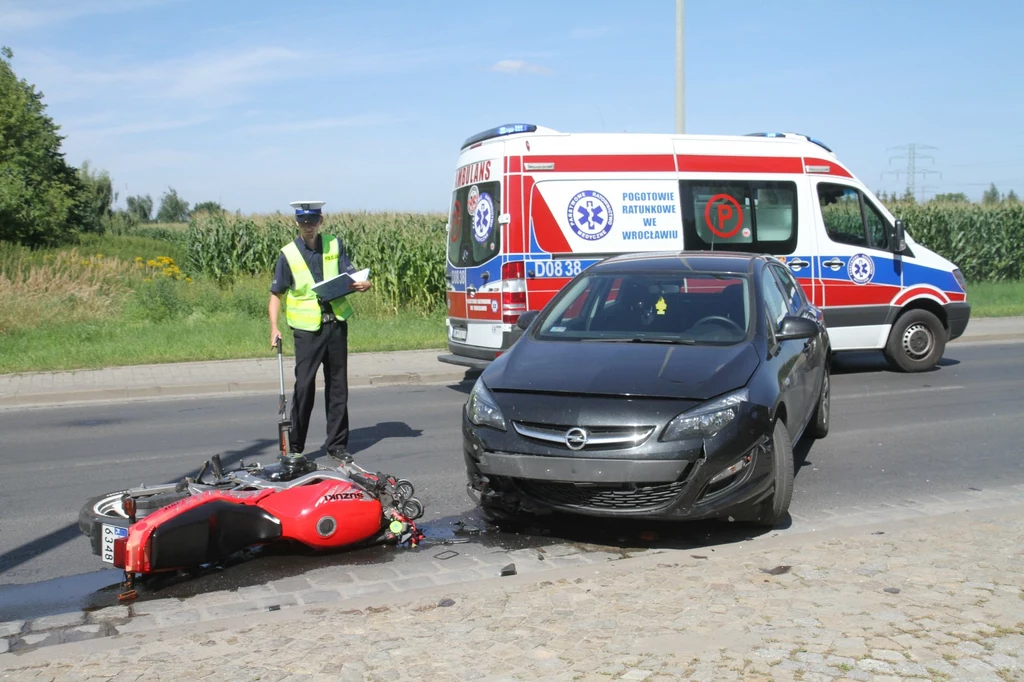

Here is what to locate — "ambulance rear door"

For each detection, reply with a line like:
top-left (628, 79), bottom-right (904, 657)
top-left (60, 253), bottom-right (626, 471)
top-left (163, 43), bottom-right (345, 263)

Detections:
top-left (447, 147), bottom-right (505, 352)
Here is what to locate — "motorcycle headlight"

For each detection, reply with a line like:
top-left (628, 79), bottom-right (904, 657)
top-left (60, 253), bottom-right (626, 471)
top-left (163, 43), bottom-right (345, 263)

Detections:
top-left (661, 389), bottom-right (749, 441)
top-left (466, 378), bottom-right (506, 431)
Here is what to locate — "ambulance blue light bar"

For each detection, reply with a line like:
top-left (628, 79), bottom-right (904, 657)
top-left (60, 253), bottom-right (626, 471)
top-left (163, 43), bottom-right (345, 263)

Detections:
top-left (461, 124), bottom-right (538, 149)
top-left (745, 132), bottom-right (833, 153)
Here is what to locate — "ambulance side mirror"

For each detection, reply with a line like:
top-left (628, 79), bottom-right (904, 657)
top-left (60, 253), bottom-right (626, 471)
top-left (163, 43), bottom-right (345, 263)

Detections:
top-left (891, 219), bottom-right (906, 254)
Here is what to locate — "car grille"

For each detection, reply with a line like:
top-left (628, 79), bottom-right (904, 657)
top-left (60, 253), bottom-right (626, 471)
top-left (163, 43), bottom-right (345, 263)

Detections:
top-left (514, 477), bottom-right (688, 511)
top-left (511, 421), bottom-right (656, 451)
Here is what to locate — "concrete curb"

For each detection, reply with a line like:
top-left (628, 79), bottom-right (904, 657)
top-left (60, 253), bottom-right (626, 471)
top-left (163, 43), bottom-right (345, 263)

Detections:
top-left (0, 368), bottom-right (477, 409)
top-left (7, 500), bottom-right (1023, 665)
top-left (0, 319), bottom-right (1020, 409)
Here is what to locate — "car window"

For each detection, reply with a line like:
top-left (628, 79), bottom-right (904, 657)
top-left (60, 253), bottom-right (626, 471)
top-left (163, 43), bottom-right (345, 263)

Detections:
top-left (535, 272), bottom-right (751, 345)
top-left (447, 181), bottom-right (501, 268)
top-left (761, 268), bottom-right (789, 330)
top-left (769, 264), bottom-right (804, 315)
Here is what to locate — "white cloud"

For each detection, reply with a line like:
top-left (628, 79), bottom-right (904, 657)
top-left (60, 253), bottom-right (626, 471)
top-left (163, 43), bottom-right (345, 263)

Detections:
top-left (0, 0), bottom-right (179, 31)
top-left (489, 60), bottom-right (553, 76)
top-left (74, 115), bottom-right (213, 139)
top-left (241, 113), bottom-right (406, 135)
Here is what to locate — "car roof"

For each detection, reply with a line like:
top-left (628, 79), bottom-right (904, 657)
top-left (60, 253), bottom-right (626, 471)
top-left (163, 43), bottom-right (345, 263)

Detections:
top-left (593, 250), bottom-right (769, 275)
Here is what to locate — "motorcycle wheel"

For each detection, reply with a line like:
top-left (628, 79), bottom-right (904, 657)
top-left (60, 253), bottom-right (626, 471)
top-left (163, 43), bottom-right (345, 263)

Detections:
top-left (78, 489), bottom-right (190, 555)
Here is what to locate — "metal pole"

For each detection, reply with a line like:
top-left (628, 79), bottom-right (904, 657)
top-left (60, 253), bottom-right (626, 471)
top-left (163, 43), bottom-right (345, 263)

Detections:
top-left (675, 0), bottom-right (685, 134)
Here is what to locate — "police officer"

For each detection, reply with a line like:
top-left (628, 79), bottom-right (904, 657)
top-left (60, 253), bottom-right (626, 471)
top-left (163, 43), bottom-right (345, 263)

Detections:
top-left (269, 200), bottom-right (371, 465)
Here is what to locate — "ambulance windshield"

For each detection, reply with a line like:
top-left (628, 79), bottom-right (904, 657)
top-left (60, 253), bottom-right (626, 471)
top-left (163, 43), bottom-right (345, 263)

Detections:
top-left (448, 180), bottom-right (501, 268)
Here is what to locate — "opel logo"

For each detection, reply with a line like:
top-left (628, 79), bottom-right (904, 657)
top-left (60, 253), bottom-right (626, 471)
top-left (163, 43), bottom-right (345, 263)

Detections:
top-left (565, 427), bottom-right (589, 451)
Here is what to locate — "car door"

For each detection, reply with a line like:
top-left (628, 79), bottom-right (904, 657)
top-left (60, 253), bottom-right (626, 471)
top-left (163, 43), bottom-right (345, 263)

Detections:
top-left (769, 262), bottom-right (825, 421)
top-left (761, 265), bottom-right (808, 442)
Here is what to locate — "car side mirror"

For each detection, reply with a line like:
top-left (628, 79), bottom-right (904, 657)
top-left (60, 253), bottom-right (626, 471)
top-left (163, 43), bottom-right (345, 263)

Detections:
top-left (776, 315), bottom-right (817, 341)
top-left (516, 310), bottom-right (539, 331)
top-left (891, 219), bottom-right (906, 253)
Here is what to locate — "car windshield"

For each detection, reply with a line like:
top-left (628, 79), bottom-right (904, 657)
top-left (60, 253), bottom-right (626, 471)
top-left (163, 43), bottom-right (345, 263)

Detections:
top-left (534, 271), bottom-right (751, 345)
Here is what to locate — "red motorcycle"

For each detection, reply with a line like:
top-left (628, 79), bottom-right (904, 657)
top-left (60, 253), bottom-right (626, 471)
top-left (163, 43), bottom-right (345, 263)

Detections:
top-left (78, 340), bottom-right (424, 600)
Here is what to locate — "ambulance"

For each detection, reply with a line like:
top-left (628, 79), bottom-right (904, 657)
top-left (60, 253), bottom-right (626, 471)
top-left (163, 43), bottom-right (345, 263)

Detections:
top-left (439, 124), bottom-right (971, 373)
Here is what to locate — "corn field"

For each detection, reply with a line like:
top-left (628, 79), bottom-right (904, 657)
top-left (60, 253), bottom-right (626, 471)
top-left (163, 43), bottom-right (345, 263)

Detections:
top-left (184, 212), bottom-right (447, 312)
top-left (183, 203), bottom-right (1023, 312)
top-left (887, 201), bottom-right (1024, 282)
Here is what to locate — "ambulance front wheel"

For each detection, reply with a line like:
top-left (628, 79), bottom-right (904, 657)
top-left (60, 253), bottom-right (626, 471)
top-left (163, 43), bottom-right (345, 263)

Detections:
top-left (884, 309), bottom-right (946, 373)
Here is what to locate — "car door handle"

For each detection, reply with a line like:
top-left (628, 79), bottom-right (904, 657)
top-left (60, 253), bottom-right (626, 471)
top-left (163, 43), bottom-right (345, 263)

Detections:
top-left (788, 258), bottom-right (810, 271)
top-left (822, 258), bottom-right (844, 270)
top-left (466, 285), bottom-right (477, 297)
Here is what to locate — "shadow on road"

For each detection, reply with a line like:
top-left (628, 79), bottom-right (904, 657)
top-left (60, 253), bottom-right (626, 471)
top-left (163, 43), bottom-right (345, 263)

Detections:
top-left (0, 439), bottom-right (276, 578)
top-left (832, 350), bottom-right (960, 375)
top-left (349, 421), bottom-right (423, 454)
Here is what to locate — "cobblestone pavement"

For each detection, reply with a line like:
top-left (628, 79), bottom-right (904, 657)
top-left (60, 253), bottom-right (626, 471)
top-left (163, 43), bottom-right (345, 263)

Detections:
top-left (2, 493), bottom-right (1023, 681)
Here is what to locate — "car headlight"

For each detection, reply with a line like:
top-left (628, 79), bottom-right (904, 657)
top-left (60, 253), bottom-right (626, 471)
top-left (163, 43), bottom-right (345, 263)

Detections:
top-left (467, 378), bottom-right (506, 431)
top-left (661, 389), bottom-right (749, 441)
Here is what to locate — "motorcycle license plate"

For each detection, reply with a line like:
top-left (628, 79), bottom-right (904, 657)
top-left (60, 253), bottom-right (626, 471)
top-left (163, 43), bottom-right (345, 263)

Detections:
top-left (101, 524), bottom-right (128, 563)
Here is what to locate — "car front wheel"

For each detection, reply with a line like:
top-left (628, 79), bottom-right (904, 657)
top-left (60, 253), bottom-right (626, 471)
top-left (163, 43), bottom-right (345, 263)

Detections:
top-left (753, 419), bottom-right (795, 528)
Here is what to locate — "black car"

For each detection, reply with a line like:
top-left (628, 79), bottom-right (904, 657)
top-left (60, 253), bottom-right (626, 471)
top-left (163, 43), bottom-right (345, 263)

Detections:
top-left (462, 251), bottom-right (831, 528)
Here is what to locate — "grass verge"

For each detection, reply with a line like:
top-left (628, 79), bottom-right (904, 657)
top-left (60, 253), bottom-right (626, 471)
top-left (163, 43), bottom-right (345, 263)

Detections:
top-left (0, 309), bottom-right (446, 374)
top-left (966, 281), bottom-right (1024, 317)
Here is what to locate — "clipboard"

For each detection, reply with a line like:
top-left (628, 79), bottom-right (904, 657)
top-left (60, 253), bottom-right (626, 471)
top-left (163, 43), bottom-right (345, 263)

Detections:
top-left (311, 268), bottom-right (370, 301)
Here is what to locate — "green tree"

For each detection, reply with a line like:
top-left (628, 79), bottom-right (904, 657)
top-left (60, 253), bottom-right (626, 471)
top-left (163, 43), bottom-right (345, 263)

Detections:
top-left (155, 186), bottom-right (189, 222)
top-left (192, 200), bottom-right (224, 214)
top-left (126, 194), bottom-right (153, 223)
top-left (933, 192), bottom-right (969, 203)
top-left (75, 160), bottom-right (115, 233)
top-left (982, 183), bottom-right (1001, 205)
top-left (1006, 189), bottom-right (1020, 204)
top-left (0, 46), bottom-right (84, 246)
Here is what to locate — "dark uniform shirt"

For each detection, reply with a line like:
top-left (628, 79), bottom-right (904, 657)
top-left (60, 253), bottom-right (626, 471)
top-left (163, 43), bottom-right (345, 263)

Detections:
top-left (270, 235), bottom-right (356, 313)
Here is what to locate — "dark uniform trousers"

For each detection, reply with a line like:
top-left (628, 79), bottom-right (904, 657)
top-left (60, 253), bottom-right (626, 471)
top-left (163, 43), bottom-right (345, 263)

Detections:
top-left (289, 317), bottom-right (349, 454)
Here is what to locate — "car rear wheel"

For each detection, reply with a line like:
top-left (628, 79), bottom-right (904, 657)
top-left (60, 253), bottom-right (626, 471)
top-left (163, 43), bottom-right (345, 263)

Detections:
top-left (884, 309), bottom-right (946, 373)
top-left (753, 419), bottom-right (795, 528)
top-left (808, 365), bottom-right (830, 439)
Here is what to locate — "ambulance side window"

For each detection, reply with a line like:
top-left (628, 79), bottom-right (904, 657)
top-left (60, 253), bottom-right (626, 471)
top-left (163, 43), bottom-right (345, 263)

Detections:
top-left (679, 180), bottom-right (798, 255)
top-left (817, 185), bottom-right (866, 246)
top-left (817, 183), bottom-right (892, 251)
top-left (863, 199), bottom-right (890, 250)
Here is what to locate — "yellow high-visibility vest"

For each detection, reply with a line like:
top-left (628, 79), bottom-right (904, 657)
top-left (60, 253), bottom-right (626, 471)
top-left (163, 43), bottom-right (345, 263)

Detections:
top-left (281, 235), bottom-right (354, 331)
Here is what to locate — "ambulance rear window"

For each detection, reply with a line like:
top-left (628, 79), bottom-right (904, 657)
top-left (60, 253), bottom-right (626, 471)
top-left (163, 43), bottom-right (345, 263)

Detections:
top-left (448, 181), bottom-right (501, 268)
top-left (679, 180), bottom-right (798, 255)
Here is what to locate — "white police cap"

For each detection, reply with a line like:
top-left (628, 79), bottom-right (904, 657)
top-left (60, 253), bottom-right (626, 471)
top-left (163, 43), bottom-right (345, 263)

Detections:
top-left (289, 200), bottom-right (326, 216)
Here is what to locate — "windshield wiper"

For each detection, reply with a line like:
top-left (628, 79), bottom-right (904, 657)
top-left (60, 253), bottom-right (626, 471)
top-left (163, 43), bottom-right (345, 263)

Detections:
top-left (582, 337), bottom-right (696, 345)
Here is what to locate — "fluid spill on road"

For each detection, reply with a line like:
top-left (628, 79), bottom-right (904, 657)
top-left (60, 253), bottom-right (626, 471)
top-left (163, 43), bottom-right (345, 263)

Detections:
top-left (0, 508), bottom-right (764, 623)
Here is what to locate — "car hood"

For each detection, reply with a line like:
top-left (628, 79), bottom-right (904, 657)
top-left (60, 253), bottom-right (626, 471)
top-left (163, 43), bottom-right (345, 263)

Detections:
top-left (484, 337), bottom-right (761, 400)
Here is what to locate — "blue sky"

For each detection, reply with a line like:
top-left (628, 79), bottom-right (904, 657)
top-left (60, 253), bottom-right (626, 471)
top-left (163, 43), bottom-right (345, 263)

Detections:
top-left (1, 0), bottom-right (1021, 214)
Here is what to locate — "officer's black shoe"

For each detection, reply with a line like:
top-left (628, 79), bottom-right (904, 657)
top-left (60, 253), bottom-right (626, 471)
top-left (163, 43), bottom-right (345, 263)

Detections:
top-left (327, 449), bottom-right (353, 466)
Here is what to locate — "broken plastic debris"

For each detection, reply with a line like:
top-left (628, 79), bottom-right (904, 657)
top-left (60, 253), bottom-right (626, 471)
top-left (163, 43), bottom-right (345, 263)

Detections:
top-left (760, 565), bottom-right (792, 576)
top-left (434, 550), bottom-right (459, 561)
top-left (438, 598), bottom-right (456, 607)
top-left (500, 563), bottom-right (517, 577)
top-left (691, 555), bottom-right (708, 560)
top-left (884, 587), bottom-right (901, 594)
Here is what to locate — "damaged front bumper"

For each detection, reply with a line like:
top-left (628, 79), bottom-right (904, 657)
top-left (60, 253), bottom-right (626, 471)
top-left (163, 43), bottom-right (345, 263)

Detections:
top-left (462, 407), bottom-right (776, 523)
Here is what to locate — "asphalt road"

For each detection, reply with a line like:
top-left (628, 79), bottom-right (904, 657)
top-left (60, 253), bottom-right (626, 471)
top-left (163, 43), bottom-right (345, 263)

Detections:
top-left (1, 341), bottom-right (1022, 596)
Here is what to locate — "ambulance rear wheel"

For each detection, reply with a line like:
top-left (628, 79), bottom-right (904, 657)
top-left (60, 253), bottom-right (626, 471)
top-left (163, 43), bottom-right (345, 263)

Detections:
top-left (885, 309), bottom-right (945, 373)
